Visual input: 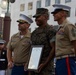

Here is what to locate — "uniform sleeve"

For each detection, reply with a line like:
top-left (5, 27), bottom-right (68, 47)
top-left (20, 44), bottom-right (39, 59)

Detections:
top-left (48, 27), bottom-right (56, 43)
top-left (6, 37), bottom-right (13, 51)
top-left (65, 24), bottom-right (76, 41)
top-left (50, 36), bottom-right (56, 43)
top-left (7, 40), bottom-right (12, 50)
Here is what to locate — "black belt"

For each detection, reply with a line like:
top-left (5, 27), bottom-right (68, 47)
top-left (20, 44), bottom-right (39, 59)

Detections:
top-left (14, 63), bottom-right (26, 66)
top-left (56, 54), bottom-right (76, 60)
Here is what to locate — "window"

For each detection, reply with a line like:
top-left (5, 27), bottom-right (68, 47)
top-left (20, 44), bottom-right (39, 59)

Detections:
top-left (20, 4), bottom-right (25, 11)
top-left (36, 0), bottom-right (41, 8)
top-left (75, 8), bottom-right (76, 16)
top-left (45, 0), bottom-right (51, 7)
top-left (67, 10), bottom-right (70, 17)
top-left (28, 15), bottom-right (32, 18)
top-left (75, 23), bottom-right (76, 26)
top-left (65, 0), bottom-right (71, 3)
top-left (48, 12), bottom-right (50, 20)
top-left (55, 0), bottom-right (60, 4)
top-left (28, 2), bottom-right (33, 10)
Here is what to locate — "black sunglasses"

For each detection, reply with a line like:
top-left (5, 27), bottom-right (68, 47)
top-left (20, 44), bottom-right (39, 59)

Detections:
top-left (0, 43), bottom-right (4, 45)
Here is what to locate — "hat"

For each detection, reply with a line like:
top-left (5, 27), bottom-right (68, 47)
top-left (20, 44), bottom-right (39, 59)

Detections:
top-left (0, 39), bottom-right (6, 44)
top-left (33, 8), bottom-right (49, 18)
top-left (17, 14), bottom-right (33, 24)
top-left (51, 4), bottom-right (71, 14)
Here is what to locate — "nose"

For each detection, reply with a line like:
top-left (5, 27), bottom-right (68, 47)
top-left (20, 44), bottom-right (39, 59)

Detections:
top-left (18, 23), bottom-right (21, 26)
top-left (18, 23), bottom-right (20, 26)
top-left (35, 18), bottom-right (38, 22)
top-left (53, 14), bottom-right (55, 16)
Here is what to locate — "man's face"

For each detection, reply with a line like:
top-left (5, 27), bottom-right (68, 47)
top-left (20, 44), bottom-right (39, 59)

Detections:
top-left (53, 11), bottom-right (63, 21)
top-left (18, 22), bottom-right (29, 31)
top-left (35, 15), bottom-right (46, 26)
top-left (0, 44), bottom-right (4, 50)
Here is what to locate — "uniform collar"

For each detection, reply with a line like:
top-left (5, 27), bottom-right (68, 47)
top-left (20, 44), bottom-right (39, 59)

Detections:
top-left (38, 24), bottom-right (49, 29)
top-left (59, 19), bottom-right (69, 28)
top-left (16, 30), bottom-right (31, 38)
top-left (60, 19), bottom-right (69, 27)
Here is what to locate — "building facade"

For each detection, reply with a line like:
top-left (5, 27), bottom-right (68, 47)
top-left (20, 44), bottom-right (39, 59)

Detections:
top-left (10, 0), bottom-right (76, 37)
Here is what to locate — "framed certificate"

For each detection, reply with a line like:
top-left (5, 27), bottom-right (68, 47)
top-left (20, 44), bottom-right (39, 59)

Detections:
top-left (27, 45), bottom-right (44, 71)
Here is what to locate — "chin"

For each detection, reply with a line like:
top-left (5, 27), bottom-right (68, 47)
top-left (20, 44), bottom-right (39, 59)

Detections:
top-left (54, 19), bottom-right (57, 21)
top-left (37, 24), bottom-right (42, 26)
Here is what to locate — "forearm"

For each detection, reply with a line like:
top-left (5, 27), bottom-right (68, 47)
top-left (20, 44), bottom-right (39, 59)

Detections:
top-left (71, 40), bottom-right (76, 55)
top-left (44, 42), bottom-right (55, 65)
top-left (7, 49), bottom-right (13, 62)
top-left (45, 48), bottom-right (55, 65)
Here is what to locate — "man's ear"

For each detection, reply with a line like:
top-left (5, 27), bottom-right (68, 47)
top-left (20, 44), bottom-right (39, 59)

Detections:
top-left (27, 24), bottom-right (30, 28)
top-left (60, 11), bottom-right (65, 17)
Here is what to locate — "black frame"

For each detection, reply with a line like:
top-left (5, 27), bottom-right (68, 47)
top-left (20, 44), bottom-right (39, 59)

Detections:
top-left (27, 45), bottom-right (44, 71)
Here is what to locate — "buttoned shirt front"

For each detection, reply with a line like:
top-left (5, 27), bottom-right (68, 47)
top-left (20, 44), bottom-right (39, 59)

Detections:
top-left (7, 31), bottom-right (31, 63)
top-left (56, 19), bottom-right (76, 57)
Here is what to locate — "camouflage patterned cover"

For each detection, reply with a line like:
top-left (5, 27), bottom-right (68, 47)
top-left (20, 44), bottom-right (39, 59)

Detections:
top-left (31, 24), bottom-right (56, 75)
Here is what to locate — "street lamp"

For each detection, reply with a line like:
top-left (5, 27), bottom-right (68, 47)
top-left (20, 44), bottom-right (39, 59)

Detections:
top-left (0, 0), bottom-right (7, 10)
top-left (0, 0), bottom-right (15, 14)
top-left (0, 13), bottom-right (5, 17)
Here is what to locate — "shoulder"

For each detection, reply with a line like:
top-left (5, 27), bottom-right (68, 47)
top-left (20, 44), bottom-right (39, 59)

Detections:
top-left (32, 27), bottom-right (39, 34)
top-left (46, 24), bottom-right (53, 29)
top-left (11, 33), bottom-right (19, 38)
top-left (64, 22), bottom-right (76, 37)
top-left (46, 25), bottom-right (56, 35)
top-left (64, 20), bottom-right (75, 28)
top-left (64, 23), bottom-right (76, 30)
top-left (46, 25), bottom-right (56, 30)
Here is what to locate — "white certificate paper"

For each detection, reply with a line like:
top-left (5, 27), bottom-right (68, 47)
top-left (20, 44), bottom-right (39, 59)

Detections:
top-left (28, 45), bottom-right (43, 70)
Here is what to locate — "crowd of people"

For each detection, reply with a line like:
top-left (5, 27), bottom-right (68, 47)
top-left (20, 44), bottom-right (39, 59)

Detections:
top-left (0, 4), bottom-right (76, 75)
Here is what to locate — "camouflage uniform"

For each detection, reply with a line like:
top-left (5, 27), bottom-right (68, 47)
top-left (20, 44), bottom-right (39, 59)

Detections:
top-left (31, 24), bottom-right (56, 75)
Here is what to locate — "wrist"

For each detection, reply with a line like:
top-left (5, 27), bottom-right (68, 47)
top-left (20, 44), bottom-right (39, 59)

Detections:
top-left (8, 61), bottom-right (13, 64)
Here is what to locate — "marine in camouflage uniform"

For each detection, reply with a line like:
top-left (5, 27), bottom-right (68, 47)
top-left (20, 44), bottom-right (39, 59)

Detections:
top-left (31, 8), bottom-right (56, 75)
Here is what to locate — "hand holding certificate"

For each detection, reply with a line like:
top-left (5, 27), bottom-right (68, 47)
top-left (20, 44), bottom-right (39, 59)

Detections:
top-left (27, 45), bottom-right (44, 71)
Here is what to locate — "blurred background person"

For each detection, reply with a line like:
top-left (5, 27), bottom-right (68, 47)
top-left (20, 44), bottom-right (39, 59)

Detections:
top-left (0, 39), bottom-right (8, 75)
